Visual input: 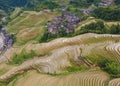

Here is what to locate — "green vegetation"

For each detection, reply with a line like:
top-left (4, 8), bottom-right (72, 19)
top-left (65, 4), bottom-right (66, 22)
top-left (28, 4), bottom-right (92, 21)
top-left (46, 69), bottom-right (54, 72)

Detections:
top-left (9, 50), bottom-right (36, 65)
top-left (0, 0), bottom-right (120, 85)
top-left (0, 72), bottom-right (27, 86)
top-left (77, 20), bottom-right (107, 34)
top-left (10, 8), bottom-right (23, 19)
top-left (0, 0), bottom-right (60, 16)
top-left (109, 24), bottom-right (120, 34)
top-left (67, 7), bottom-right (84, 17)
top-left (0, 82), bottom-right (6, 86)
top-left (66, 64), bottom-right (87, 73)
top-left (7, 11), bottom-right (53, 45)
top-left (0, 0), bottom-right (101, 15)
top-left (0, 24), bottom-right (2, 30)
top-left (0, 0), bottom-right (27, 13)
top-left (40, 20), bottom-right (120, 43)
top-left (0, 69), bottom-right (8, 76)
top-left (93, 7), bottom-right (120, 21)
top-left (114, 0), bottom-right (120, 5)
top-left (7, 72), bottom-right (27, 86)
top-left (69, 0), bottom-right (101, 8)
top-left (30, 0), bottom-right (60, 11)
top-left (40, 29), bottom-right (73, 43)
top-left (74, 20), bottom-right (120, 35)
top-left (9, 49), bottom-right (46, 65)
top-left (50, 64), bottom-right (88, 76)
top-left (98, 58), bottom-right (120, 78)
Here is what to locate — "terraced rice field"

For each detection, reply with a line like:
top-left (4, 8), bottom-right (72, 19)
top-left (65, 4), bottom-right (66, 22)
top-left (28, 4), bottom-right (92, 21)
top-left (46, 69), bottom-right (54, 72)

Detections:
top-left (10, 8), bottom-right (22, 19)
top-left (76, 17), bottom-right (120, 31)
top-left (0, 33), bottom-right (119, 86)
top-left (7, 11), bottom-right (58, 45)
top-left (8, 70), bottom-right (109, 86)
top-left (105, 21), bottom-right (120, 27)
top-left (109, 78), bottom-right (120, 86)
top-left (0, 33), bottom-right (119, 61)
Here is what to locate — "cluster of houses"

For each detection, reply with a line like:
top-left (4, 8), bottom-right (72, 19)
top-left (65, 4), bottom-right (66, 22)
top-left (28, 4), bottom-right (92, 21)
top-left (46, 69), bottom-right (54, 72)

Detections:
top-left (98, 0), bottom-right (113, 7)
top-left (79, 8), bottom-right (93, 15)
top-left (80, 8), bottom-right (93, 15)
top-left (79, 5), bottom-right (95, 15)
top-left (0, 28), bottom-right (14, 51)
top-left (79, 0), bottom-right (113, 15)
top-left (46, 6), bottom-right (81, 34)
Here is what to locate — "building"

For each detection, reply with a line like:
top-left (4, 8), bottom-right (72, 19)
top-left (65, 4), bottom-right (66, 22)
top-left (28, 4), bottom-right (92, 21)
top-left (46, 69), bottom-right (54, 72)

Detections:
top-left (46, 6), bottom-right (81, 34)
top-left (0, 28), bottom-right (14, 51)
top-left (98, 0), bottom-right (113, 7)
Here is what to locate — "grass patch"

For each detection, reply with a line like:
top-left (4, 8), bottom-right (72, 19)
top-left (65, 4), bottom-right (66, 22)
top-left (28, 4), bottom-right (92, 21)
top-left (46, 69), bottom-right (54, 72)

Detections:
top-left (98, 58), bottom-right (120, 78)
top-left (9, 50), bottom-right (36, 65)
top-left (49, 64), bottom-right (88, 76)
top-left (81, 55), bottom-right (120, 78)
top-left (9, 49), bottom-right (46, 65)
top-left (16, 36), bottom-right (38, 46)
top-left (0, 72), bottom-right (27, 86)
top-left (10, 8), bottom-right (23, 20)
top-left (67, 64), bottom-right (87, 72)
top-left (12, 20), bottom-right (47, 46)
top-left (0, 83), bottom-right (7, 86)
top-left (0, 69), bottom-right (8, 76)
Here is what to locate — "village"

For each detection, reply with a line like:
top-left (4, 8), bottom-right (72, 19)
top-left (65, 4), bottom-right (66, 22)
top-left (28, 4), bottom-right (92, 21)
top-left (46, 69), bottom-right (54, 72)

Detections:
top-left (46, 6), bottom-right (81, 34)
top-left (46, 0), bottom-right (113, 34)
top-left (0, 28), bottom-right (14, 52)
top-left (0, 0), bottom-right (114, 50)
top-left (79, 0), bottom-right (113, 15)
top-left (98, 0), bottom-right (113, 7)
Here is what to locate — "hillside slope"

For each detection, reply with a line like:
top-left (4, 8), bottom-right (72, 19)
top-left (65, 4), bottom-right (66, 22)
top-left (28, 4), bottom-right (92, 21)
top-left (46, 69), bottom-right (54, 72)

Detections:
top-left (0, 33), bottom-right (119, 86)
top-left (0, 1), bottom-right (120, 85)
top-left (7, 10), bottom-right (58, 45)
top-left (0, 0), bottom-right (65, 13)
top-left (8, 70), bottom-right (109, 86)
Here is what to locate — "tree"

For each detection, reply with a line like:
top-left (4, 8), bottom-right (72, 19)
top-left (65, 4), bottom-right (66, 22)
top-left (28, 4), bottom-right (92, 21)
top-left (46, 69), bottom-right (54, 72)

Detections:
top-left (58, 28), bottom-right (67, 37)
top-left (98, 58), bottom-right (120, 78)
top-left (110, 24), bottom-right (120, 34)
top-left (93, 7), bottom-right (120, 21)
top-left (79, 21), bottom-right (107, 34)
top-left (114, 0), bottom-right (120, 5)
top-left (0, 24), bottom-right (2, 29)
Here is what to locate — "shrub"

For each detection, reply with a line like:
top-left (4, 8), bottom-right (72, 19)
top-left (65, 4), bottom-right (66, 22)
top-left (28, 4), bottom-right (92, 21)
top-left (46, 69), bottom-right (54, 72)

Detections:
top-left (93, 7), bottom-right (120, 21)
top-left (27, 0), bottom-right (60, 11)
top-left (78, 21), bottom-right (108, 34)
top-left (114, 0), bottom-right (120, 5)
top-left (69, 0), bottom-right (101, 7)
top-left (110, 24), bottom-right (120, 34)
top-left (40, 29), bottom-right (73, 43)
top-left (98, 58), bottom-right (120, 78)
top-left (10, 50), bottom-right (35, 65)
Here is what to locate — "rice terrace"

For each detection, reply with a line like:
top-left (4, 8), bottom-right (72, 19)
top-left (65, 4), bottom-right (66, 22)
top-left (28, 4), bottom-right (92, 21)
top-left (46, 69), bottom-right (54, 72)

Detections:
top-left (0, 0), bottom-right (119, 86)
